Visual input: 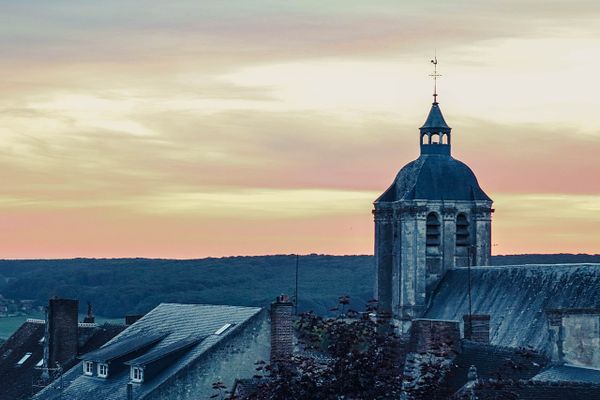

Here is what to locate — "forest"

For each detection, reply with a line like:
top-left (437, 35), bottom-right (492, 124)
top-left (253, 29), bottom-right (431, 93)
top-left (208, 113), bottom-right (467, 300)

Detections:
top-left (0, 254), bottom-right (598, 318)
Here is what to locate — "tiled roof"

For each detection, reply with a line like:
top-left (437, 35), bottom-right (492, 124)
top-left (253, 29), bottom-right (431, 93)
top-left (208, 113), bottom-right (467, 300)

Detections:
top-left (425, 264), bottom-right (600, 352)
top-left (0, 322), bottom-right (124, 400)
top-left (34, 303), bottom-right (263, 400)
top-left (532, 364), bottom-right (600, 385)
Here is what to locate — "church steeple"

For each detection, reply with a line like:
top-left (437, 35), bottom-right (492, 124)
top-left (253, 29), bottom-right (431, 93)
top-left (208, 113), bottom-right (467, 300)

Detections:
top-left (419, 57), bottom-right (451, 155)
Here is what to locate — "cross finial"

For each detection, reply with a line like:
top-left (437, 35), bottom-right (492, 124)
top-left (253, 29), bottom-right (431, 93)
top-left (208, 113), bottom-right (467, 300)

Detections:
top-left (429, 53), bottom-right (441, 104)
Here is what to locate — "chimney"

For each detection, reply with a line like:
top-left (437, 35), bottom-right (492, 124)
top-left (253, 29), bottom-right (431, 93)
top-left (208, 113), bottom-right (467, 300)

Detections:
top-left (127, 382), bottom-right (134, 400)
top-left (47, 298), bottom-right (79, 367)
top-left (270, 294), bottom-right (294, 364)
top-left (83, 301), bottom-right (95, 324)
top-left (125, 314), bottom-right (144, 325)
top-left (409, 319), bottom-right (461, 355)
top-left (463, 314), bottom-right (491, 344)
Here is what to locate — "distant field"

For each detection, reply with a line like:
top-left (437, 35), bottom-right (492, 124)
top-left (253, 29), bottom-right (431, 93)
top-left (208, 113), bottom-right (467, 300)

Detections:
top-left (0, 313), bottom-right (123, 340)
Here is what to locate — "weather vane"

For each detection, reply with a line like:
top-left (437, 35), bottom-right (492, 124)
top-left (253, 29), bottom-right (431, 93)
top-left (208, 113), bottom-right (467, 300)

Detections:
top-left (429, 53), bottom-right (441, 103)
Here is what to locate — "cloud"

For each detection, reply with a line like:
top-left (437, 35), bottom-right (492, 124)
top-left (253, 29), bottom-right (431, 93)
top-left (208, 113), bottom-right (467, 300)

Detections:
top-left (0, 1), bottom-right (598, 257)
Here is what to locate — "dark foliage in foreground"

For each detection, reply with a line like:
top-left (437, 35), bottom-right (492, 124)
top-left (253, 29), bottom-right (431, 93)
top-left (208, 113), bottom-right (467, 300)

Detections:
top-left (245, 299), bottom-right (404, 400)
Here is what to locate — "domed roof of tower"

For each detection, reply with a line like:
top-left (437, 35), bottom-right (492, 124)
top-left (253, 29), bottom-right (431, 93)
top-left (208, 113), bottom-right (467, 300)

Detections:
top-left (420, 102), bottom-right (451, 133)
top-left (376, 98), bottom-right (491, 203)
top-left (375, 154), bottom-right (492, 202)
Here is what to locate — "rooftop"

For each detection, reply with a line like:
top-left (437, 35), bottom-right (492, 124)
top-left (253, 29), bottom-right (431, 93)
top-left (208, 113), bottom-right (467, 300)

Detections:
top-left (425, 263), bottom-right (600, 352)
top-left (0, 322), bottom-right (124, 400)
top-left (532, 365), bottom-right (600, 385)
top-left (35, 303), bottom-right (263, 400)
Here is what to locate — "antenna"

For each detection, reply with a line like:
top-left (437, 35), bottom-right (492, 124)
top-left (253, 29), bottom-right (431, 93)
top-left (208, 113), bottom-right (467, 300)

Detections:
top-left (294, 254), bottom-right (299, 315)
top-left (429, 52), bottom-right (441, 103)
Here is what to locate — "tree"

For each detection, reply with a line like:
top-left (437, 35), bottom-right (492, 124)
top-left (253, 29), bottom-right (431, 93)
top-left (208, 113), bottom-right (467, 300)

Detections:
top-left (247, 298), bottom-right (404, 400)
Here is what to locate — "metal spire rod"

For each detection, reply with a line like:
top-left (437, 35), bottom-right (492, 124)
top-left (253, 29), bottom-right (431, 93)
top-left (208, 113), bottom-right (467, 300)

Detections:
top-left (429, 52), bottom-right (441, 103)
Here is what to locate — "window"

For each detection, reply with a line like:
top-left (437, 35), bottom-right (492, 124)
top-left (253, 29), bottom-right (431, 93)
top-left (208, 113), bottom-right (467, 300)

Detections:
top-left (16, 352), bottom-right (32, 366)
top-left (83, 361), bottom-right (94, 376)
top-left (426, 212), bottom-right (441, 247)
top-left (36, 359), bottom-right (43, 367)
top-left (97, 363), bottom-right (108, 378)
top-left (456, 213), bottom-right (470, 247)
top-left (131, 366), bottom-right (144, 383)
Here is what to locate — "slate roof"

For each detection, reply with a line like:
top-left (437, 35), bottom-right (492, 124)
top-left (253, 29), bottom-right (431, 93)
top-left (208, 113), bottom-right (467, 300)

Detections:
top-left (34, 303), bottom-right (263, 400)
top-left (420, 102), bottom-right (451, 133)
top-left (446, 340), bottom-right (548, 393)
top-left (532, 365), bottom-right (600, 385)
top-left (124, 335), bottom-right (205, 367)
top-left (425, 264), bottom-right (600, 352)
top-left (0, 322), bottom-right (124, 400)
top-left (81, 332), bottom-right (165, 362)
top-left (375, 154), bottom-right (492, 202)
top-left (455, 380), bottom-right (600, 400)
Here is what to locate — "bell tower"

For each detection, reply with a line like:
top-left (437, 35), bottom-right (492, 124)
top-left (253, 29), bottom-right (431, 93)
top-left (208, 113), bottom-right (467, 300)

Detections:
top-left (373, 59), bottom-right (493, 330)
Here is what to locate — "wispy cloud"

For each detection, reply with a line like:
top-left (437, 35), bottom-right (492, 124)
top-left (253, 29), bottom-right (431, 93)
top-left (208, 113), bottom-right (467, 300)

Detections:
top-left (0, 1), bottom-right (598, 257)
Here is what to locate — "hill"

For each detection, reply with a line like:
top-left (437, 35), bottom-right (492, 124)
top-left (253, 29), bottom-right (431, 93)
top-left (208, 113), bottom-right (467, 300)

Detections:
top-left (0, 254), bottom-right (598, 318)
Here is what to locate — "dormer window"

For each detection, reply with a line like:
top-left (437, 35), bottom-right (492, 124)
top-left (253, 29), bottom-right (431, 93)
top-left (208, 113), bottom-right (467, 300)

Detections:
top-left (97, 363), bottom-right (108, 378)
top-left (131, 366), bottom-right (144, 383)
top-left (83, 361), bottom-right (94, 376)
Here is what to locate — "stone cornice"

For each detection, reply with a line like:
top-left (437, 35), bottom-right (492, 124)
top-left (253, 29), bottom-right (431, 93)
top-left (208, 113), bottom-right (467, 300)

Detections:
top-left (373, 208), bottom-right (393, 222)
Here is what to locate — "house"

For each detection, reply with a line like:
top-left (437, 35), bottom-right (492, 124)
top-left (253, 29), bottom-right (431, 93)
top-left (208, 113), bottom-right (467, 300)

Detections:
top-left (35, 302), bottom-right (271, 400)
top-left (0, 298), bottom-right (125, 400)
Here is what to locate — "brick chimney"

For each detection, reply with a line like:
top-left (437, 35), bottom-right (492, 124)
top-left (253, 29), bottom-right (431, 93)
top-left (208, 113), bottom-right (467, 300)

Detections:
top-left (47, 298), bottom-right (79, 367)
top-left (270, 294), bottom-right (294, 364)
top-left (408, 319), bottom-right (461, 355)
top-left (463, 314), bottom-right (491, 344)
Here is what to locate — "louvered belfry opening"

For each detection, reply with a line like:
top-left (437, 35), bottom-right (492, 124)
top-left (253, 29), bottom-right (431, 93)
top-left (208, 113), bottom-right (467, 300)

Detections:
top-left (456, 213), bottom-right (470, 247)
top-left (426, 212), bottom-right (441, 248)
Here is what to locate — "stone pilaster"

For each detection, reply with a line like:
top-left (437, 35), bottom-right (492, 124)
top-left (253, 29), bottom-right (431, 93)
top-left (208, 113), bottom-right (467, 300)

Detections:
top-left (441, 206), bottom-right (457, 271)
top-left (473, 204), bottom-right (493, 266)
top-left (397, 204), bottom-right (428, 320)
top-left (373, 207), bottom-right (394, 317)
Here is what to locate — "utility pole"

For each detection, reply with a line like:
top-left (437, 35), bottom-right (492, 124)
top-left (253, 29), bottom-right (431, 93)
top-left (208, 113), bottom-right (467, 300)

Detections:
top-left (294, 254), bottom-right (299, 315)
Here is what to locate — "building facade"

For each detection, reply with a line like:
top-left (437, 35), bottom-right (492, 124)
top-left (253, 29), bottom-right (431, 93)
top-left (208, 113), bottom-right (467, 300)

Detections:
top-left (374, 100), bottom-right (493, 328)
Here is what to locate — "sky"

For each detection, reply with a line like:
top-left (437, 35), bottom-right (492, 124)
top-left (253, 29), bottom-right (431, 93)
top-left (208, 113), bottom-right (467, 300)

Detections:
top-left (0, 1), bottom-right (599, 258)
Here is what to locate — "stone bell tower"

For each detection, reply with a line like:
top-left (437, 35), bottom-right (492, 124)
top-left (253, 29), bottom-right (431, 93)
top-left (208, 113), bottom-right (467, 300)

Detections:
top-left (373, 62), bottom-right (493, 329)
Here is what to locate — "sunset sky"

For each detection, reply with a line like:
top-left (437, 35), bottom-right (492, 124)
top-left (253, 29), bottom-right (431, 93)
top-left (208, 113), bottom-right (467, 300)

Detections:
top-left (0, 1), bottom-right (599, 258)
